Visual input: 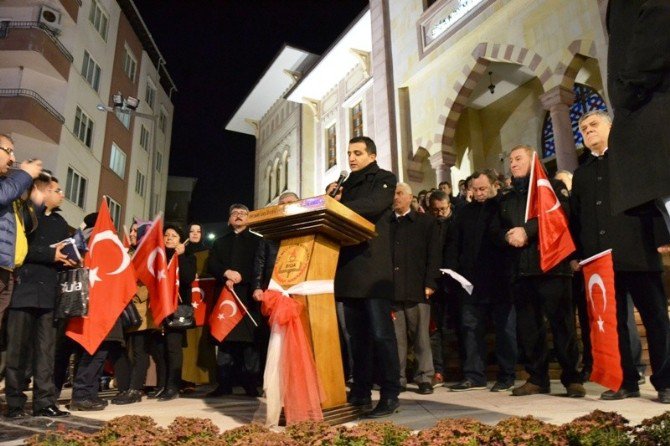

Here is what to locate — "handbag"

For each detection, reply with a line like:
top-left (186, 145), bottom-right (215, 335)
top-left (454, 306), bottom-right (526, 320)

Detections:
top-left (55, 267), bottom-right (89, 319)
top-left (164, 303), bottom-right (194, 329)
top-left (120, 301), bottom-right (142, 329)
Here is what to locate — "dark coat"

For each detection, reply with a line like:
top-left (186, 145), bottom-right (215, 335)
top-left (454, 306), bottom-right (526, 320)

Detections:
top-left (496, 177), bottom-right (572, 278)
top-left (390, 210), bottom-right (441, 303)
top-left (445, 199), bottom-right (508, 301)
top-left (334, 162), bottom-right (396, 299)
top-left (207, 228), bottom-right (261, 343)
top-left (251, 238), bottom-right (278, 291)
top-left (570, 152), bottom-right (669, 272)
top-left (166, 248), bottom-right (196, 306)
top-left (607, 0), bottom-right (670, 214)
top-left (10, 209), bottom-right (70, 310)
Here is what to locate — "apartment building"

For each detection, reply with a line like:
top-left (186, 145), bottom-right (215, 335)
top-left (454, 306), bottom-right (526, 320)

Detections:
top-left (0, 0), bottom-right (176, 229)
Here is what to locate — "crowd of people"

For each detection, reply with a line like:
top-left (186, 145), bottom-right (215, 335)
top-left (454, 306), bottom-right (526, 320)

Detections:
top-left (2, 104), bottom-right (670, 422)
top-left (0, 117), bottom-right (664, 421)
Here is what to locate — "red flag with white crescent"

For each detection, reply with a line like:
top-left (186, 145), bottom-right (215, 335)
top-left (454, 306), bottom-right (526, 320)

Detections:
top-left (66, 199), bottom-right (137, 354)
top-left (191, 277), bottom-right (216, 326)
top-left (580, 249), bottom-right (622, 391)
top-left (209, 286), bottom-right (244, 342)
top-left (525, 152), bottom-right (575, 272)
top-left (131, 217), bottom-right (176, 325)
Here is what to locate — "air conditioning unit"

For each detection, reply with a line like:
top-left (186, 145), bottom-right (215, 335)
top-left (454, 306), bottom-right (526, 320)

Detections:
top-left (38, 5), bottom-right (62, 32)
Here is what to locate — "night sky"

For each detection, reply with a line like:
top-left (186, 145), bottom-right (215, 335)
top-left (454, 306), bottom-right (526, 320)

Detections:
top-left (135, 1), bottom-right (368, 223)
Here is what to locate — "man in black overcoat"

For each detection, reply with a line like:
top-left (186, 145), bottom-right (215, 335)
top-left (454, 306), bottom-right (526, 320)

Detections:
top-left (571, 110), bottom-right (670, 404)
top-left (207, 204), bottom-right (261, 397)
top-left (389, 182), bottom-right (441, 395)
top-left (5, 177), bottom-right (73, 418)
top-left (607, 0), bottom-right (670, 222)
top-left (496, 145), bottom-right (584, 398)
top-left (328, 136), bottom-right (400, 418)
top-left (445, 171), bottom-right (517, 393)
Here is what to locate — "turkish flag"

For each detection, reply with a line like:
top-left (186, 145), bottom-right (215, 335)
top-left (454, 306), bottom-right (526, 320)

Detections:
top-left (525, 152), bottom-right (575, 272)
top-left (67, 199), bottom-right (137, 354)
top-left (580, 249), bottom-right (623, 391)
top-left (132, 218), bottom-right (176, 325)
top-left (209, 286), bottom-right (244, 342)
top-left (192, 277), bottom-right (216, 326)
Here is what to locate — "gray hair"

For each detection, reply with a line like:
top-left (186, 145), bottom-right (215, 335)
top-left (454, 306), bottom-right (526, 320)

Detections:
top-left (578, 109), bottom-right (612, 126)
top-left (396, 182), bottom-right (413, 195)
top-left (229, 203), bottom-right (249, 214)
top-left (278, 191), bottom-right (299, 202)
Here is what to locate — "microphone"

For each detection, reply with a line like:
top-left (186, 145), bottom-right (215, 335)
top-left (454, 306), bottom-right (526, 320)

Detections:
top-left (329, 170), bottom-right (348, 197)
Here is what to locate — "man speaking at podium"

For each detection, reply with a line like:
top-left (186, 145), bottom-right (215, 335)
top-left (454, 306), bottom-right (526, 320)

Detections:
top-left (327, 136), bottom-right (400, 418)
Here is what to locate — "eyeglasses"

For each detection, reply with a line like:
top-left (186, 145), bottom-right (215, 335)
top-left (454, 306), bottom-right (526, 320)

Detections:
top-left (230, 210), bottom-right (248, 217)
top-left (0, 146), bottom-right (14, 156)
top-left (48, 188), bottom-right (64, 195)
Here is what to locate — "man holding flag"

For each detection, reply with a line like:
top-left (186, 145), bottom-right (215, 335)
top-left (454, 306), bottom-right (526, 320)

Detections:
top-left (571, 110), bottom-right (670, 404)
top-left (496, 145), bottom-right (583, 398)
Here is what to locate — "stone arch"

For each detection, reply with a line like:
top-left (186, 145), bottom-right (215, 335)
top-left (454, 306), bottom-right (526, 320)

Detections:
top-left (554, 39), bottom-right (599, 90)
top-left (431, 42), bottom-right (553, 155)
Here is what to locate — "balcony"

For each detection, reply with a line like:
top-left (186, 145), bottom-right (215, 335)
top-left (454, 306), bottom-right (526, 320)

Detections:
top-left (0, 22), bottom-right (74, 80)
top-left (0, 89), bottom-right (65, 144)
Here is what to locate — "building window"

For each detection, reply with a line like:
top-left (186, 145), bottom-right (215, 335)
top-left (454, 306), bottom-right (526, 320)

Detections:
top-left (123, 47), bottom-right (137, 82)
top-left (82, 51), bottom-right (101, 92)
top-left (351, 102), bottom-right (363, 138)
top-left (145, 80), bottom-right (156, 109)
top-left (115, 109), bottom-right (131, 129)
top-left (158, 108), bottom-right (167, 133)
top-left (73, 106), bottom-right (93, 148)
top-left (139, 125), bottom-right (150, 151)
top-left (541, 83), bottom-right (608, 158)
top-left (88, 0), bottom-right (108, 40)
top-left (105, 196), bottom-right (122, 232)
top-left (275, 163), bottom-right (281, 198)
top-left (284, 156), bottom-right (289, 192)
top-left (65, 167), bottom-right (87, 208)
top-left (135, 170), bottom-right (146, 197)
top-left (326, 124), bottom-right (337, 170)
top-left (109, 143), bottom-right (126, 179)
top-left (155, 151), bottom-right (163, 173)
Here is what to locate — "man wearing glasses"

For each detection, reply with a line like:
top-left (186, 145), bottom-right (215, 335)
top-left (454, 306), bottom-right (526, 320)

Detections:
top-left (207, 204), bottom-right (262, 397)
top-left (0, 134), bottom-right (43, 374)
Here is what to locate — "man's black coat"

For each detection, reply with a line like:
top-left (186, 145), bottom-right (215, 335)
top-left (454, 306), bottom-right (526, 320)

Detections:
top-left (445, 198), bottom-right (508, 300)
top-left (496, 177), bottom-right (572, 278)
top-left (335, 161), bottom-right (396, 299)
top-left (607, 0), bottom-right (670, 214)
top-left (390, 210), bottom-right (441, 303)
top-left (10, 209), bottom-right (70, 310)
top-left (207, 227), bottom-right (261, 343)
top-left (570, 152), bottom-right (668, 272)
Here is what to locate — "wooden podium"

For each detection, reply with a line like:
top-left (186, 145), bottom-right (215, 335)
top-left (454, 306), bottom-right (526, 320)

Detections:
top-left (247, 195), bottom-right (376, 423)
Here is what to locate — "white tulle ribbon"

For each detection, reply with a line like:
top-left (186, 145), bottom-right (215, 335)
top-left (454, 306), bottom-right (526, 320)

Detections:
top-left (267, 278), bottom-right (334, 296)
top-left (264, 323), bottom-right (285, 427)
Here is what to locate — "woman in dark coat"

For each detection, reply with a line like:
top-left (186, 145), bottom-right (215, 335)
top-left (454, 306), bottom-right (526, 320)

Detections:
top-left (153, 224), bottom-right (196, 401)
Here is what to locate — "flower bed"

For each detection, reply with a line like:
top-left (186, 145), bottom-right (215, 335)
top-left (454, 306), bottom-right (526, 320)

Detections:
top-left (26, 410), bottom-right (670, 445)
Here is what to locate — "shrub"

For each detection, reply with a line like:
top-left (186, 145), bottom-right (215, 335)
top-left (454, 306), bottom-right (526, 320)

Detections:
top-left (403, 417), bottom-right (491, 446)
top-left (632, 411), bottom-right (670, 446)
top-left (492, 416), bottom-right (567, 446)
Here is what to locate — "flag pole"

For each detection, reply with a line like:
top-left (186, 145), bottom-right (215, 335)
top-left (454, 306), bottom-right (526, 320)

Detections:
top-left (524, 151), bottom-right (536, 223)
top-left (229, 286), bottom-right (258, 327)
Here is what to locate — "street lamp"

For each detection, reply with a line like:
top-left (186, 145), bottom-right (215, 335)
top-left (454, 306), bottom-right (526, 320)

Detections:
top-left (96, 92), bottom-right (160, 218)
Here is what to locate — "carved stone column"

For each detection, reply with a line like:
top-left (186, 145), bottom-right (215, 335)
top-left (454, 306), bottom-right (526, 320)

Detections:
top-left (429, 151), bottom-right (457, 185)
top-left (540, 86), bottom-right (579, 172)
